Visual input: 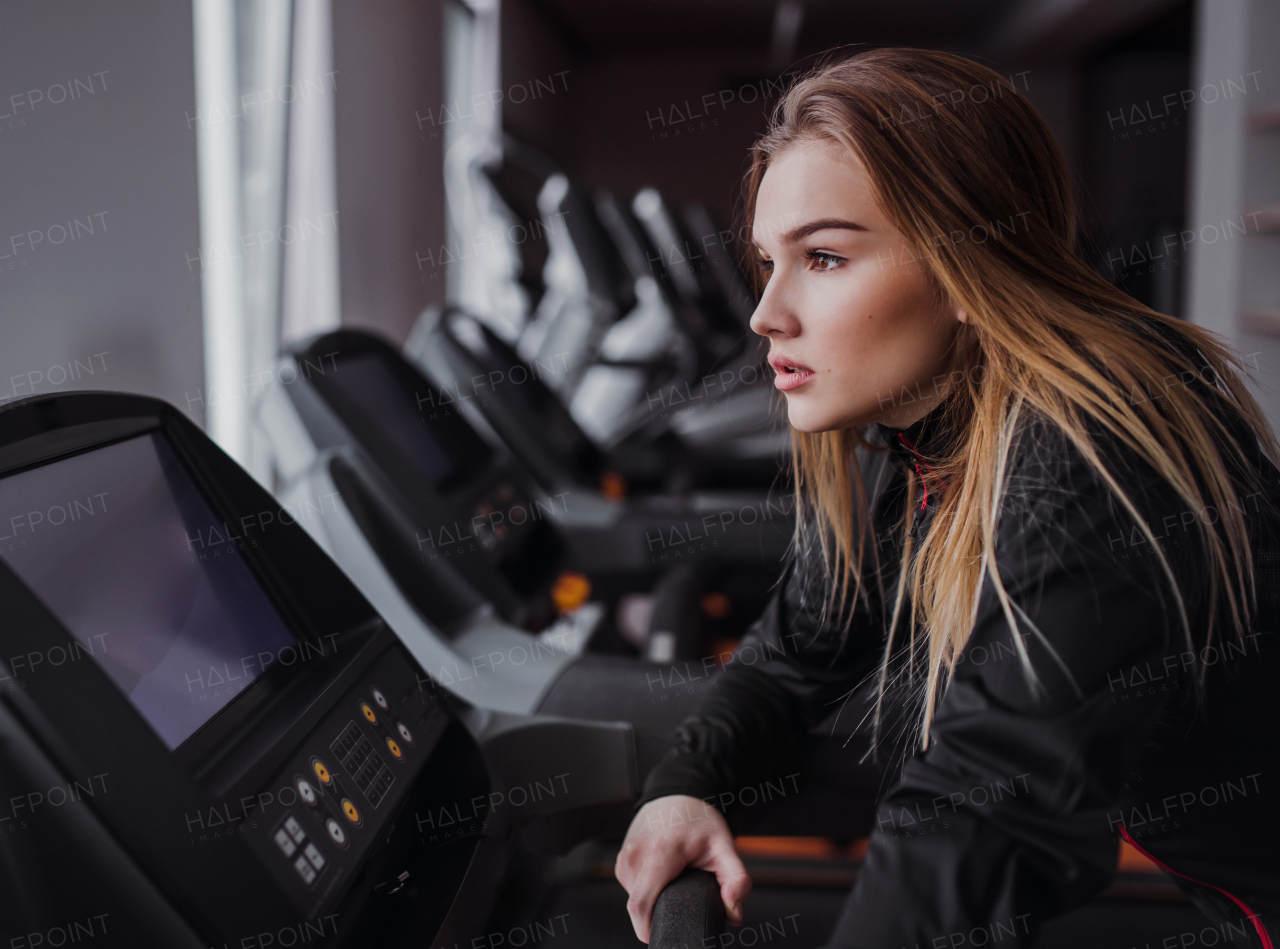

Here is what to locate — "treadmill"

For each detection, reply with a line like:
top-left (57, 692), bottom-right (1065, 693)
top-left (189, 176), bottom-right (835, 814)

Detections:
top-left (443, 133), bottom-right (784, 465)
top-left (257, 329), bottom-right (792, 666)
top-left (0, 391), bottom-right (727, 948)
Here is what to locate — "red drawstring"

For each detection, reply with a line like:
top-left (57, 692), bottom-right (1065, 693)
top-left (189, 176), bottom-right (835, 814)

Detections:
top-left (897, 432), bottom-right (947, 511)
top-left (1119, 826), bottom-right (1273, 948)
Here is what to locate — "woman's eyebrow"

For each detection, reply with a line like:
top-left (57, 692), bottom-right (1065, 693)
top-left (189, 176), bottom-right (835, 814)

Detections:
top-left (751, 218), bottom-right (866, 254)
top-left (773, 218), bottom-right (868, 245)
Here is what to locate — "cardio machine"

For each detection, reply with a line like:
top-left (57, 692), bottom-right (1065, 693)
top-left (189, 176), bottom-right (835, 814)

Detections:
top-left (0, 391), bottom-right (726, 949)
top-left (257, 328), bottom-right (793, 670)
top-left (448, 134), bottom-right (787, 464)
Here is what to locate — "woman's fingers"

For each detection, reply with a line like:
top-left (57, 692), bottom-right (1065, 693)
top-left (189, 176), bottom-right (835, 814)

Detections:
top-left (624, 847), bottom-right (687, 943)
top-left (700, 833), bottom-right (753, 925)
top-left (617, 796), bottom-right (752, 943)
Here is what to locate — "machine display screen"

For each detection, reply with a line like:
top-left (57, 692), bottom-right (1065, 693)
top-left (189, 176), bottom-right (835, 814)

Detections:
top-left (0, 432), bottom-right (296, 750)
top-left (323, 350), bottom-right (492, 490)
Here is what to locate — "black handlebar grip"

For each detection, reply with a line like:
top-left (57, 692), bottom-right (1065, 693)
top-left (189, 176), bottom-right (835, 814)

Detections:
top-left (649, 868), bottom-right (726, 949)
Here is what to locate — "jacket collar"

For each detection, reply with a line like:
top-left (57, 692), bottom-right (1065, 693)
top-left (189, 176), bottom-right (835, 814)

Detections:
top-left (873, 397), bottom-right (951, 463)
top-left (871, 399), bottom-right (952, 523)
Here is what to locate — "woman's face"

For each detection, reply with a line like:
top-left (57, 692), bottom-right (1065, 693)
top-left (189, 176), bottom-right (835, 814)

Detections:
top-left (750, 139), bottom-right (965, 432)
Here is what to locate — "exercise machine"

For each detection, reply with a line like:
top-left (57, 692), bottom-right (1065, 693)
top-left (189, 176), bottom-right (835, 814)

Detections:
top-left (0, 391), bottom-right (727, 948)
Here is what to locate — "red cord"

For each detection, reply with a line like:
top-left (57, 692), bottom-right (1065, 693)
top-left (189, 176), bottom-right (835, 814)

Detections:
top-left (897, 432), bottom-right (946, 510)
top-left (1119, 826), bottom-right (1273, 948)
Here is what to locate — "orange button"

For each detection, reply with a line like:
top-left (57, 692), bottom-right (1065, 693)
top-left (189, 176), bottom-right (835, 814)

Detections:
top-left (701, 592), bottom-right (732, 619)
top-left (312, 759), bottom-right (332, 785)
top-left (386, 737), bottom-right (403, 759)
top-left (599, 471), bottom-right (627, 500)
top-left (551, 571), bottom-right (591, 614)
top-left (341, 798), bottom-right (361, 824)
top-left (361, 702), bottom-right (377, 724)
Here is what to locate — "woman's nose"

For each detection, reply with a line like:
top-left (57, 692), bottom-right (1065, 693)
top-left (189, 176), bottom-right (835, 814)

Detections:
top-left (749, 279), bottom-right (800, 339)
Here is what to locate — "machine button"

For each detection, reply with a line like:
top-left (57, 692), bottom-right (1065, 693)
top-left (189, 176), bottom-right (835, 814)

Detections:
top-left (385, 737), bottom-right (403, 760)
top-left (312, 758), bottom-right (333, 786)
top-left (341, 798), bottom-right (361, 825)
top-left (284, 816), bottom-right (306, 843)
top-left (361, 702), bottom-right (377, 724)
top-left (294, 854), bottom-right (317, 885)
top-left (296, 777), bottom-right (319, 807)
top-left (372, 687), bottom-right (389, 711)
top-left (274, 828), bottom-right (296, 857)
top-left (304, 842), bottom-right (326, 871)
top-left (396, 721), bottom-right (414, 745)
top-left (325, 818), bottom-right (348, 848)
top-left (358, 738), bottom-right (373, 755)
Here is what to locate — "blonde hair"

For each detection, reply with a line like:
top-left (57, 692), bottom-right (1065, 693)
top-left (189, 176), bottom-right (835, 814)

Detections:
top-left (745, 48), bottom-right (1280, 749)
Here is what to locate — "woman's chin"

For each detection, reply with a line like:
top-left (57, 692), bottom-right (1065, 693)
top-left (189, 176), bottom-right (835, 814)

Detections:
top-left (785, 400), bottom-right (850, 434)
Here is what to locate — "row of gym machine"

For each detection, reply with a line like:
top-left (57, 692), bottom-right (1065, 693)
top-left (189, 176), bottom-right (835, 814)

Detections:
top-left (0, 140), bottom-right (891, 949)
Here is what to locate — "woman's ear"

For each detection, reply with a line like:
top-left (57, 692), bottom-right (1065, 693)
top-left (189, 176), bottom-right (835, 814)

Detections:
top-left (955, 306), bottom-right (969, 324)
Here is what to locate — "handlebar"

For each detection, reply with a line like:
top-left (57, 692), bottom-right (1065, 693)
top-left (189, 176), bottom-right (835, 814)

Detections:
top-left (649, 868), bottom-right (727, 949)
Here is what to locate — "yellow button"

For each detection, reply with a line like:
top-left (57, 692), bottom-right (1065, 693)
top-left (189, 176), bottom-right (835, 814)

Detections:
top-left (312, 759), bottom-right (332, 785)
top-left (386, 737), bottom-right (403, 759)
top-left (361, 702), bottom-right (377, 724)
top-left (341, 798), bottom-right (360, 824)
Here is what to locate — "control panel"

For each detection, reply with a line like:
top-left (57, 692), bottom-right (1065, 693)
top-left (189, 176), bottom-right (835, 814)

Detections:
top-left (248, 645), bottom-right (448, 914)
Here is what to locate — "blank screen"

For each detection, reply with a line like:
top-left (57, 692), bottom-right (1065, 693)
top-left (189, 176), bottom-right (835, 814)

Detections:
top-left (325, 353), bottom-right (459, 486)
top-left (0, 432), bottom-right (296, 750)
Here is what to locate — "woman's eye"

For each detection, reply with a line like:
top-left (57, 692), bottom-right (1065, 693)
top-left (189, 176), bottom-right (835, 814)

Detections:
top-left (805, 250), bottom-right (843, 272)
top-left (755, 258), bottom-right (774, 277)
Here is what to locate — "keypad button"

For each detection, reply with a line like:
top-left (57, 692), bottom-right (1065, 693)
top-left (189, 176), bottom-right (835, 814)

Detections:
top-left (304, 842), bottom-right (325, 871)
top-left (296, 778), bottom-right (318, 806)
top-left (284, 816), bottom-right (306, 843)
top-left (312, 758), bottom-right (332, 786)
top-left (294, 855), bottom-right (317, 884)
top-left (326, 818), bottom-right (347, 848)
top-left (274, 828), bottom-right (296, 857)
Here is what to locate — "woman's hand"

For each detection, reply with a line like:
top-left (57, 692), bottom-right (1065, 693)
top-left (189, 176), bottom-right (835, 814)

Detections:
top-left (615, 795), bottom-right (752, 943)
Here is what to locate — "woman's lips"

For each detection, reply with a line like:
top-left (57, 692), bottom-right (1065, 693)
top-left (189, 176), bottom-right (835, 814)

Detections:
top-left (769, 354), bottom-right (817, 392)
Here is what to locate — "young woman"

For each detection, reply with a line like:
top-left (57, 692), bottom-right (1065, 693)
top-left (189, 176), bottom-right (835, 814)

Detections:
top-left (615, 49), bottom-right (1280, 948)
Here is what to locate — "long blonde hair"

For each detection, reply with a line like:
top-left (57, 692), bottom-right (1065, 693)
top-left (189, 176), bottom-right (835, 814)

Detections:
top-left (745, 48), bottom-right (1280, 748)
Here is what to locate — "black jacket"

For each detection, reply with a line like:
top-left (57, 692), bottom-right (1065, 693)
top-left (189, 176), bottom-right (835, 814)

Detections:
top-left (638, 400), bottom-right (1280, 947)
